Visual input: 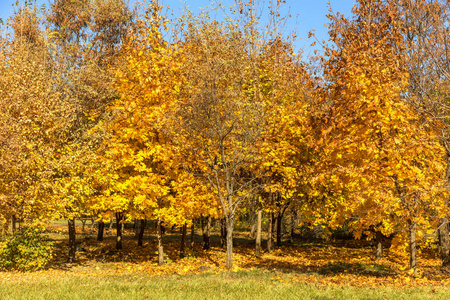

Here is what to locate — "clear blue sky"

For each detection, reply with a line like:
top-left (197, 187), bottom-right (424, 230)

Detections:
top-left (0, 0), bottom-right (355, 56)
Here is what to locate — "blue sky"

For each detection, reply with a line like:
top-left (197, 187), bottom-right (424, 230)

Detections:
top-left (0, 0), bottom-right (355, 56)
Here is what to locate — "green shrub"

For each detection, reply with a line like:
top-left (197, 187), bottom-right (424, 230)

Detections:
top-left (0, 227), bottom-right (53, 271)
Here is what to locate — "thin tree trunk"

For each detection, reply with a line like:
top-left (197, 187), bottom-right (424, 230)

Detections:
top-left (202, 215), bottom-right (211, 250)
top-left (81, 218), bottom-right (86, 233)
top-left (11, 215), bottom-right (16, 233)
top-left (108, 218), bottom-right (113, 234)
top-left (201, 215), bottom-right (206, 246)
top-left (138, 219), bottom-right (146, 247)
top-left (276, 212), bottom-right (283, 247)
top-left (221, 218), bottom-right (227, 248)
top-left (157, 218), bottom-right (164, 266)
top-left (134, 219), bottom-right (140, 238)
top-left (225, 220), bottom-right (234, 269)
top-left (409, 219), bottom-right (417, 274)
top-left (255, 208), bottom-right (262, 257)
top-left (68, 218), bottom-right (76, 263)
top-left (267, 212), bottom-right (274, 253)
top-left (190, 222), bottom-right (195, 250)
top-left (439, 217), bottom-right (450, 267)
top-left (250, 210), bottom-right (256, 238)
top-left (375, 231), bottom-right (383, 261)
top-left (97, 221), bottom-right (105, 242)
top-left (290, 209), bottom-right (298, 243)
top-left (180, 223), bottom-right (187, 258)
top-left (116, 212), bottom-right (123, 250)
top-left (440, 152), bottom-right (450, 267)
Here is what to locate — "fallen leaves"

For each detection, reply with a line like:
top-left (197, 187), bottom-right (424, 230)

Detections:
top-left (2, 227), bottom-right (449, 289)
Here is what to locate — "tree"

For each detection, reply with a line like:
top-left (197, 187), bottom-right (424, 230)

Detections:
top-left (399, 0), bottom-right (450, 267)
top-left (317, 0), bottom-right (448, 273)
top-left (174, 17), bottom-right (265, 269)
top-left (94, 0), bottom-right (183, 265)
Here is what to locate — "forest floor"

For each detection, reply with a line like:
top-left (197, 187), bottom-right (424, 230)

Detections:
top-left (1, 222), bottom-right (450, 299)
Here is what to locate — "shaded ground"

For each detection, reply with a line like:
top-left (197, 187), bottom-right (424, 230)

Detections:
top-left (1, 221), bottom-right (450, 289)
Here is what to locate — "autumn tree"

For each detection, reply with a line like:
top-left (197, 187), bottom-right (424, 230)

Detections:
top-left (0, 2), bottom-right (80, 232)
top-left (256, 36), bottom-right (314, 251)
top-left (92, 0), bottom-right (187, 265)
top-left (399, 0), bottom-right (450, 267)
top-left (174, 15), bottom-right (265, 269)
top-left (44, 0), bottom-right (134, 261)
top-left (316, 0), bottom-right (448, 273)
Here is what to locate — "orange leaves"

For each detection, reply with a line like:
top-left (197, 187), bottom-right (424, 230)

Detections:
top-left (313, 0), bottom-right (448, 267)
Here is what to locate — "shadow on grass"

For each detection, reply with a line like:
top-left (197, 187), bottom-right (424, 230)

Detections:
top-left (43, 224), bottom-right (450, 282)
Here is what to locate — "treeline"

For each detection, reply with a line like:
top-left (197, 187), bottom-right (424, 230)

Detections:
top-left (1, 0), bottom-right (450, 273)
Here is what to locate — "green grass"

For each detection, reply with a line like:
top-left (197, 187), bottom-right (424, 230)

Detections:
top-left (0, 270), bottom-right (448, 300)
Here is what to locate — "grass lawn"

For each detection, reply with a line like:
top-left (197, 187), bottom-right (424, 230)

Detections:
top-left (1, 270), bottom-right (449, 300)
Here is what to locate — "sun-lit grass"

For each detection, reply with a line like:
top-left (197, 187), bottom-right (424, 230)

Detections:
top-left (1, 270), bottom-right (449, 300)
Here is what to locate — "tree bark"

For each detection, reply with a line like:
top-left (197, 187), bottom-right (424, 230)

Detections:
top-left (255, 208), bottom-right (262, 257)
top-left (80, 218), bottom-right (87, 233)
top-left (439, 217), bottom-right (450, 267)
top-left (134, 219), bottom-right (140, 238)
top-left (138, 219), bottom-right (146, 246)
top-left (440, 155), bottom-right (450, 267)
top-left (220, 218), bottom-right (227, 248)
top-left (250, 210), bottom-right (256, 238)
top-left (156, 218), bottom-right (164, 266)
top-left (409, 219), bottom-right (417, 274)
top-left (267, 212), bottom-right (274, 253)
top-left (290, 209), bottom-right (298, 243)
top-left (202, 215), bottom-right (211, 250)
top-left (116, 212), bottom-right (123, 250)
top-left (108, 218), bottom-right (113, 234)
top-left (190, 222), bottom-right (195, 251)
top-left (276, 212), bottom-right (283, 247)
top-left (68, 218), bottom-right (76, 263)
top-left (97, 221), bottom-right (105, 242)
top-left (180, 223), bottom-right (187, 258)
top-left (226, 220), bottom-right (234, 269)
top-left (90, 218), bottom-right (96, 233)
top-left (375, 231), bottom-right (383, 261)
top-left (11, 215), bottom-right (16, 233)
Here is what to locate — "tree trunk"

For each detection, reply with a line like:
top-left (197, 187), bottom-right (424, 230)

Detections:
top-left (439, 217), bottom-right (450, 267)
top-left (267, 212), bottom-right (274, 253)
top-left (11, 215), bottom-right (16, 233)
top-left (276, 212), bottom-right (283, 247)
top-left (180, 223), bottom-right (187, 258)
top-left (375, 231), bottom-right (383, 261)
top-left (116, 212), bottom-right (123, 250)
top-left (225, 220), bottom-right (234, 269)
top-left (108, 218), bottom-right (113, 234)
top-left (409, 219), bottom-right (417, 274)
top-left (202, 215), bottom-right (211, 250)
top-left (250, 210), bottom-right (256, 238)
top-left (290, 209), bottom-right (298, 243)
top-left (220, 218), bottom-right (227, 248)
top-left (134, 219), bottom-right (140, 238)
top-left (255, 208), bottom-right (262, 257)
top-left (440, 152), bottom-right (450, 267)
top-left (81, 218), bottom-right (86, 233)
top-left (156, 218), bottom-right (164, 266)
top-left (68, 218), bottom-right (76, 263)
top-left (90, 218), bottom-right (96, 233)
top-left (190, 222), bottom-right (195, 250)
top-left (138, 219), bottom-right (146, 247)
top-left (97, 221), bottom-right (105, 242)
